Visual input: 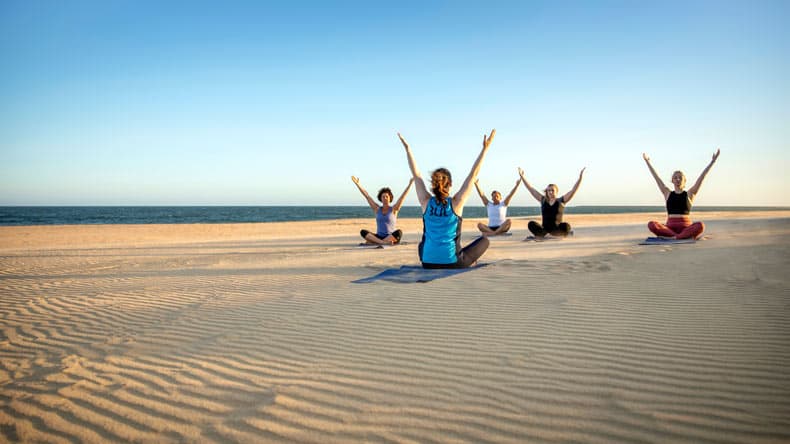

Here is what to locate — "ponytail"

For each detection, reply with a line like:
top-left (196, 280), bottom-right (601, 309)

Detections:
top-left (431, 168), bottom-right (452, 205)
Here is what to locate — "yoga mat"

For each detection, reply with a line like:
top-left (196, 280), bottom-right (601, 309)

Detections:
top-left (352, 263), bottom-right (489, 284)
top-left (639, 236), bottom-right (697, 245)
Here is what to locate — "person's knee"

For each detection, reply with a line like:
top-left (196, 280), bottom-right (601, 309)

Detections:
top-left (477, 222), bottom-right (487, 231)
top-left (392, 229), bottom-right (403, 242)
top-left (695, 221), bottom-right (705, 233)
top-left (554, 224), bottom-right (571, 236)
top-left (528, 221), bottom-right (544, 236)
top-left (469, 235), bottom-right (489, 249)
top-left (360, 229), bottom-right (370, 238)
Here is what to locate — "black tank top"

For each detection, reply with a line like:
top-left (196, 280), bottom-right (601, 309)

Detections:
top-left (666, 191), bottom-right (691, 214)
top-left (541, 197), bottom-right (565, 229)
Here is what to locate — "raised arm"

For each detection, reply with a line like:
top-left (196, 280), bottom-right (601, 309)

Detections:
top-left (562, 167), bottom-right (586, 203)
top-left (398, 133), bottom-right (431, 211)
top-left (643, 153), bottom-right (670, 200)
top-left (452, 129), bottom-right (496, 213)
top-left (392, 178), bottom-right (414, 213)
top-left (503, 177), bottom-right (521, 206)
top-left (518, 167), bottom-right (545, 202)
top-left (351, 176), bottom-right (379, 212)
top-left (473, 179), bottom-right (489, 206)
top-left (687, 148), bottom-right (720, 200)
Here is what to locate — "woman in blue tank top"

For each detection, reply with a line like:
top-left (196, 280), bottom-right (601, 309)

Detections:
top-left (398, 130), bottom-right (496, 268)
top-left (351, 176), bottom-right (414, 245)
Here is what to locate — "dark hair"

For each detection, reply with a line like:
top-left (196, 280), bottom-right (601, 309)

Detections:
top-left (431, 168), bottom-right (452, 205)
top-left (377, 187), bottom-right (393, 202)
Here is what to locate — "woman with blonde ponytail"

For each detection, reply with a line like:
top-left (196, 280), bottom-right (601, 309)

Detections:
top-left (398, 130), bottom-right (496, 268)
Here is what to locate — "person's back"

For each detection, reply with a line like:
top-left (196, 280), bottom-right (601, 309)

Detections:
top-left (420, 197), bottom-right (462, 265)
top-left (399, 131), bottom-right (495, 269)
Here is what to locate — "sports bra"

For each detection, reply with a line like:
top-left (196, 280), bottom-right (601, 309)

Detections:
top-left (666, 191), bottom-right (691, 215)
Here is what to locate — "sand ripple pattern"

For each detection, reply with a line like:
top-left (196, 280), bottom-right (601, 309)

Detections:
top-left (2, 228), bottom-right (790, 443)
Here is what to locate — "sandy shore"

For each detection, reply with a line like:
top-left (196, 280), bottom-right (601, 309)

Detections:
top-left (1, 211), bottom-right (789, 443)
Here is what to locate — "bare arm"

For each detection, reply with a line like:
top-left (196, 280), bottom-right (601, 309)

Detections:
top-left (351, 176), bottom-right (379, 212)
top-left (452, 129), bottom-right (496, 214)
top-left (473, 179), bottom-right (489, 206)
top-left (392, 178), bottom-right (414, 214)
top-left (518, 167), bottom-right (545, 202)
top-left (687, 148), bottom-right (720, 200)
top-left (398, 133), bottom-right (431, 211)
top-left (643, 153), bottom-right (670, 200)
top-left (503, 177), bottom-right (520, 206)
top-left (562, 167), bottom-right (586, 203)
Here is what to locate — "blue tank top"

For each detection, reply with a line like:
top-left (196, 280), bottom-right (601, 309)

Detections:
top-left (419, 197), bottom-right (462, 265)
top-left (376, 207), bottom-right (397, 237)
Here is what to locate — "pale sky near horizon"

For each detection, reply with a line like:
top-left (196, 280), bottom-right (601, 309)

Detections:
top-left (1, 1), bottom-right (788, 207)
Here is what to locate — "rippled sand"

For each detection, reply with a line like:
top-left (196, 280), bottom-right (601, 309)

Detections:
top-left (1, 212), bottom-right (789, 443)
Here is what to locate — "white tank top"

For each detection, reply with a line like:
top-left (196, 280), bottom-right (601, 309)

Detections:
top-left (486, 202), bottom-right (507, 227)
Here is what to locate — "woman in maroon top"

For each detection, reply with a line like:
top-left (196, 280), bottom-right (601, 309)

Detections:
top-left (643, 149), bottom-right (720, 240)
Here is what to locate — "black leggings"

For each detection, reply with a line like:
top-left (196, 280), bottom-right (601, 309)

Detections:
top-left (422, 236), bottom-right (490, 269)
top-left (528, 221), bottom-right (571, 237)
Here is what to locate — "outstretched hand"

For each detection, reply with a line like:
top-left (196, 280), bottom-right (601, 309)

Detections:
top-left (642, 153), bottom-right (650, 161)
top-left (712, 148), bottom-right (721, 162)
top-left (518, 167), bottom-right (525, 178)
top-left (397, 133), bottom-right (410, 150)
top-left (579, 167), bottom-right (587, 178)
top-left (351, 176), bottom-right (360, 184)
top-left (483, 129), bottom-right (496, 149)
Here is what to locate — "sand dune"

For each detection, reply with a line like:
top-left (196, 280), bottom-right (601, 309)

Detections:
top-left (1, 212), bottom-right (789, 442)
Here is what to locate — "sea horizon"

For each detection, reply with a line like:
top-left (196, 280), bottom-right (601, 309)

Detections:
top-left (1, 205), bottom-right (788, 226)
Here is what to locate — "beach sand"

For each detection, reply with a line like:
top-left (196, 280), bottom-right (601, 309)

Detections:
top-left (1, 211), bottom-right (789, 443)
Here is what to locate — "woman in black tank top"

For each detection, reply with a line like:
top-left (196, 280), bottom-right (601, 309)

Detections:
top-left (518, 167), bottom-right (585, 239)
top-left (642, 149), bottom-right (720, 239)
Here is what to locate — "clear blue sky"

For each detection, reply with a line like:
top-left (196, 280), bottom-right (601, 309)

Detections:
top-left (1, 1), bottom-right (788, 206)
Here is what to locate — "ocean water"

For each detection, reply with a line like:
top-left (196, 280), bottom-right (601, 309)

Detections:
top-left (0, 206), bottom-right (786, 226)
